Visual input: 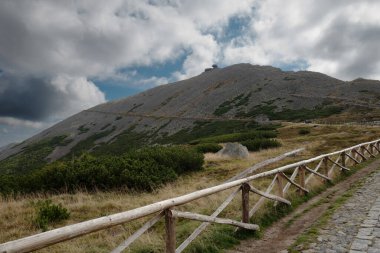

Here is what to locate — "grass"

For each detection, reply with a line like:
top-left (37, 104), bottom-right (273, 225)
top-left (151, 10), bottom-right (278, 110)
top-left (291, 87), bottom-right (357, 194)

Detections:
top-left (1, 124), bottom-right (380, 252)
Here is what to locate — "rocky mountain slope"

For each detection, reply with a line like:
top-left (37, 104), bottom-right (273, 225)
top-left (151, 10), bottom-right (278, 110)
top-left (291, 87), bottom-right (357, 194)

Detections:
top-left (1, 63), bottom-right (380, 162)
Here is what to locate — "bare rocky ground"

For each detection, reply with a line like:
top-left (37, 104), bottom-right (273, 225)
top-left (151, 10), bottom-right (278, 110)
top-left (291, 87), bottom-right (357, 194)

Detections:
top-left (227, 158), bottom-right (380, 253)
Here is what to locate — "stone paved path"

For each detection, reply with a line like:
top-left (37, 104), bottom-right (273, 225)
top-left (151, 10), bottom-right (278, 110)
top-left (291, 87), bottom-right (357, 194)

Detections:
top-left (349, 196), bottom-right (380, 253)
top-left (303, 170), bottom-right (380, 253)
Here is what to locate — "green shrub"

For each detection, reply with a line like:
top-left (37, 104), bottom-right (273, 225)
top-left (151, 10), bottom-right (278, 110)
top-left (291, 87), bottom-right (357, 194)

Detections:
top-left (0, 146), bottom-right (204, 194)
top-left (128, 146), bottom-right (204, 174)
top-left (33, 200), bottom-right (70, 231)
top-left (194, 143), bottom-right (223, 153)
top-left (194, 130), bottom-right (277, 144)
top-left (0, 136), bottom-right (71, 175)
top-left (241, 139), bottom-right (281, 151)
top-left (298, 128), bottom-right (311, 135)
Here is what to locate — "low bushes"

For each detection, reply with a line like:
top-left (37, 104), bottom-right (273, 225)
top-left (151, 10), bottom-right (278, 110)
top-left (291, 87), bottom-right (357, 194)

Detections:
top-left (193, 143), bottom-right (223, 153)
top-left (191, 130), bottom-right (277, 145)
top-left (298, 128), bottom-right (311, 135)
top-left (241, 138), bottom-right (281, 151)
top-left (33, 200), bottom-right (70, 231)
top-left (0, 146), bottom-right (204, 195)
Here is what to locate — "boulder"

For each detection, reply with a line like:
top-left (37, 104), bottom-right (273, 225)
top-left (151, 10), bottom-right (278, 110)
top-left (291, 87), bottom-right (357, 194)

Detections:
top-left (217, 142), bottom-right (249, 159)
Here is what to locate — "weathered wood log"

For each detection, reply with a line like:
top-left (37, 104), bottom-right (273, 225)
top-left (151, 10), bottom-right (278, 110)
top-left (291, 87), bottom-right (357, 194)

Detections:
top-left (371, 143), bottom-right (380, 153)
top-left (322, 157), bottom-right (329, 178)
top-left (304, 165), bottom-right (332, 181)
top-left (276, 173), bottom-right (284, 198)
top-left (345, 152), bottom-right (360, 164)
top-left (326, 157), bottom-right (350, 171)
top-left (249, 184), bottom-right (291, 205)
top-left (165, 209), bottom-right (176, 253)
top-left (283, 167), bottom-right (299, 194)
top-left (353, 148), bottom-right (367, 161)
top-left (280, 172), bottom-right (309, 194)
top-left (341, 152), bottom-right (346, 168)
top-left (226, 148), bottom-right (304, 182)
top-left (111, 212), bottom-right (164, 253)
top-left (172, 211), bottom-right (259, 231)
top-left (249, 176), bottom-right (277, 218)
top-left (327, 156), bottom-right (341, 177)
top-left (370, 144), bottom-right (375, 154)
top-left (241, 183), bottom-right (250, 224)
top-left (305, 159), bottom-right (323, 185)
top-left (361, 145), bottom-right (376, 158)
top-left (176, 188), bottom-right (240, 253)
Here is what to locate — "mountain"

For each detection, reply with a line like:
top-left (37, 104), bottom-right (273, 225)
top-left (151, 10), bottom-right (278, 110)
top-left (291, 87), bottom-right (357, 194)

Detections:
top-left (1, 63), bottom-right (380, 163)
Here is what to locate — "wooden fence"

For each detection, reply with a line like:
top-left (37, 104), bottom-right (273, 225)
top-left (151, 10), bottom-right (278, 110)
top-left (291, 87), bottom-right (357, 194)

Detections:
top-left (1, 139), bottom-right (379, 253)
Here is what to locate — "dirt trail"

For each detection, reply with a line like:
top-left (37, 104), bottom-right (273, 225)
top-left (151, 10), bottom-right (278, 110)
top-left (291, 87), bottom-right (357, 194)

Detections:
top-left (227, 158), bottom-right (380, 253)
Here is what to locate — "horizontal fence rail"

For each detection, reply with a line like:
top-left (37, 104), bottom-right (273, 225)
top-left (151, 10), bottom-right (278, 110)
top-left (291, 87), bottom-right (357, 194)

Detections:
top-left (1, 139), bottom-right (380, 253)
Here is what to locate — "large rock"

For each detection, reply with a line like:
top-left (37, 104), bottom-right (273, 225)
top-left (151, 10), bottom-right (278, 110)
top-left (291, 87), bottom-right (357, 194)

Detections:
top-left (217, 142), bottom-right (249, 159)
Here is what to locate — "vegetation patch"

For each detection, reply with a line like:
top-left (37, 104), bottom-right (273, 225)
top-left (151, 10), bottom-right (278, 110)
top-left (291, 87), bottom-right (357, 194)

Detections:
top-left (0, 146), bottom-right (204, 194)
top-left (33, 199), bottom-right (70, 231)
top-left (241, 138), bottom-right (281, 151)
top-left (284, 76), bottom-right (296, 81)
top-left (193, 143), bottom-right (223, 153)
top-left (298, 128), bottom-right (311, 135)
top-left (0, 136), bottom-right (71, 175)
top-left (92, 128), bottom-right (149, 156)
top-left (159, 120), bottom-right (268, 144)
top-left (240, 104), bottom-right (343, 121)
top-left (127, 103), bottom-right (144, 112)
top-left (192, 130), bottom-right (277, 145)
top-left (213, 93), bottom-right (252, 116)
top-left (68, 127), bottom-right (116, 157)
top-left (78, 125), bottom-right (90, 134)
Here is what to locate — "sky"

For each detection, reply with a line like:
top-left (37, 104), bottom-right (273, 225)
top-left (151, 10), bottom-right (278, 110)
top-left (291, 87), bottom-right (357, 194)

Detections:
top-left (1, 0), bottom-right (380, 147)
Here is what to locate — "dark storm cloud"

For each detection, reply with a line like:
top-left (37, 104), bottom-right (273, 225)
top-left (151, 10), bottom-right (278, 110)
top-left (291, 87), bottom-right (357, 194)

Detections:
top-left (0, 74), bottom-right (64, 121)
top-left (315, 16), bottom-right (380, 79)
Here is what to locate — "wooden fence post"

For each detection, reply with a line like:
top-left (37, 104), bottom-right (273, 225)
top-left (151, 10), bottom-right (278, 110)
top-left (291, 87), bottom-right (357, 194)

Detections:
top-left (323, 157), bottom-right (329, 180)
top-left (360, 146), bottom-right (366, 157)
top-left (340, 152), bottom-right (346, 170)
top-left (276, 173), bottom-right (284, 198)
top-left (370, 144), bottom-right (375, 155)
top-left (165, 209), bottom-right (176, 253)
top-left (241, 183), bottom-right (250, 224)
top-left (298, 166), bottom-right (306, 196)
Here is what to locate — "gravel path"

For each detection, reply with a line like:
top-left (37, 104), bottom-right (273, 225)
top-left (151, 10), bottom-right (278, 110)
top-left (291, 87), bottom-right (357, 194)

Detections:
top-left (303, 170), bottom-right (380, 253)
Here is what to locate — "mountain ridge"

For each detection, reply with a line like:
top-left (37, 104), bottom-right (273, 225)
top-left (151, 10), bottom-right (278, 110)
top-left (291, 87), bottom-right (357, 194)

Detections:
top-left (1, 63), bottom-right (380, 163)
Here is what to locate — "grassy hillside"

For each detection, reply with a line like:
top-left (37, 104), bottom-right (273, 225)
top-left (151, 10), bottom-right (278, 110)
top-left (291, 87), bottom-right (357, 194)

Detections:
top-left (1, 123), bottom-right (379, 252)
top-left (0, 121), bottom-right (281, 195)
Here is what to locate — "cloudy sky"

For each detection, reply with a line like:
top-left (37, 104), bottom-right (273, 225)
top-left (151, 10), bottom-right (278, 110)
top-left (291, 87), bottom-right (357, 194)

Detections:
top-left (1, 0), bottom-right (380, 147)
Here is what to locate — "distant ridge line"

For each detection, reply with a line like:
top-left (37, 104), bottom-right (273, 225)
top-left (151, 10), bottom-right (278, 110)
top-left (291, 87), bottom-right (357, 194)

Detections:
top-left (85, 109), bottom-right (257, 122)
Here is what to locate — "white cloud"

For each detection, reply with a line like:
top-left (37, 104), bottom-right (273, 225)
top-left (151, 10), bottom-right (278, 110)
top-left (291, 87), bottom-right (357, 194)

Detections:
top-left (51, 75), bottom-right (106, 118)
top-left (0, 117), bottom-right (45, 128)
top-left (221, 0), bottom-right (380, 80)
top-left (0, 0), bottom-right (255, 80)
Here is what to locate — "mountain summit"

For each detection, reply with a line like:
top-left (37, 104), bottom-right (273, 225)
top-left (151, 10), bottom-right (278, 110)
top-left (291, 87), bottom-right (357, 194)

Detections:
top-left (1, 63), bottom-right (380, 162)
